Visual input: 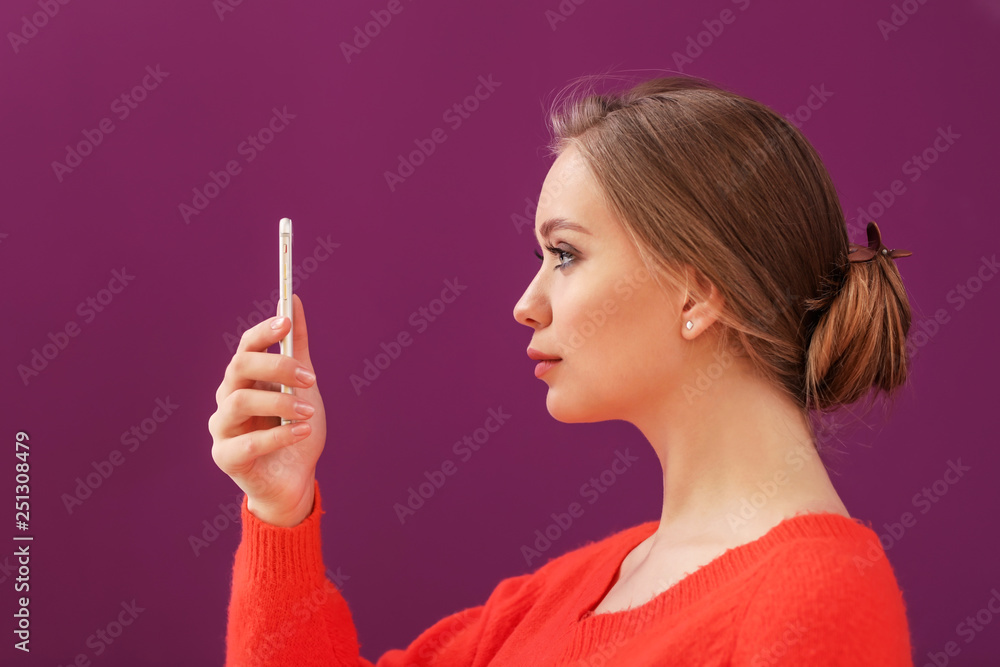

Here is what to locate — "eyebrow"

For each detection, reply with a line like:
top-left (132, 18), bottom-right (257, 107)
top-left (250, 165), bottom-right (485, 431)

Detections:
top-left (536, 217), bottom-right (592, 241)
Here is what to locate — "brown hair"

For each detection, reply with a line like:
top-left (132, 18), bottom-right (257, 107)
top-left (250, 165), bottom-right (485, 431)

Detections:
top-left (544, 72), bottom-right (915, 440)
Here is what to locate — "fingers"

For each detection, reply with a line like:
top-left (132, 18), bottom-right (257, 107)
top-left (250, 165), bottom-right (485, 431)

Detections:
top-left (212, 387), bottom-right (315, 438)
top-left (226, 345), bottom-right (314, 389)
top-left (210, 293), bottom-right (321, 483)
top-left (215, 311), bottom-right (317, 406)
top-left (238, 311), bottom-right (292, 354)
top-left (212, 420), bottom-right (312, 476)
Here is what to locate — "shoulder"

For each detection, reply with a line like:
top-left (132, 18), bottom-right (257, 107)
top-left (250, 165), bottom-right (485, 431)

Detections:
top-left (748, 514), bottom-right (908, 635)
top-left (759, 513), bottom-right (907, 604)
top-left (734, 513), bottom-right (914, 664)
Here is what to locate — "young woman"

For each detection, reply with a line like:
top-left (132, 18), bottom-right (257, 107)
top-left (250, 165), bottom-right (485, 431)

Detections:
top-left (209, 74), bottom-right (916, 665)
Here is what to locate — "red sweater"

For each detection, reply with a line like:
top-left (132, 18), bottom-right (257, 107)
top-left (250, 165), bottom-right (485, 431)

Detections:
top-left (225, 479), bottom-right (915, 666)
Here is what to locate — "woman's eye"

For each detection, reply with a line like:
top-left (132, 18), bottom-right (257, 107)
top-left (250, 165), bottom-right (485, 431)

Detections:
top-left (535, 245), bottom-right (576, 270)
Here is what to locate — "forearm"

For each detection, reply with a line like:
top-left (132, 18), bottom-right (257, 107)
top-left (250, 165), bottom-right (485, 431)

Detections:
top-left (225, 479), bottom-right (367, 667)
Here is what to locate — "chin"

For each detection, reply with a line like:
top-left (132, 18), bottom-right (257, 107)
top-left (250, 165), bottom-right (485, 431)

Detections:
top-left (545, 391), bottom-right (606, 424)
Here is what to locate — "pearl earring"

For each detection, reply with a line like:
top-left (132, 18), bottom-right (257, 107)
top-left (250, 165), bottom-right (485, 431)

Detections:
top-left (685, 320), bottom-right (693, 330)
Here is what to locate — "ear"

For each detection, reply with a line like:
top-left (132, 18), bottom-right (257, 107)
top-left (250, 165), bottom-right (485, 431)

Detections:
top-left (680, 265), bottom-right (725, 338)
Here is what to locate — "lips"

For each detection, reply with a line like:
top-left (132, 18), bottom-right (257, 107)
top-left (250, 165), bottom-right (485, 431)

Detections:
top-left (526, 346), bottom-right (562, 361)
top-left (527, 346), bottom-right (561, 379)
top-left (534, 359), bottom-right (561, 378)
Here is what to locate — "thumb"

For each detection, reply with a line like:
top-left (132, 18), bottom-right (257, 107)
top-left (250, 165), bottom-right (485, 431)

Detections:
top-left (274, 294), bottom-right (313, 367)
top-left (290, 293), bottom-right (312, 366)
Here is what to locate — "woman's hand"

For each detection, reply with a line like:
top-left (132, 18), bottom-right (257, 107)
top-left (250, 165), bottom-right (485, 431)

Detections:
top-left (209, 294), bottom-right (327, 527)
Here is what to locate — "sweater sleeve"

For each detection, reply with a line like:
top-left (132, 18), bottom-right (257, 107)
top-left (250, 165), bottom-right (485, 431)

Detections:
top-left (225, 478), bottom-right (538, 667)
top-left (730, 536), bottom-right (915, 666)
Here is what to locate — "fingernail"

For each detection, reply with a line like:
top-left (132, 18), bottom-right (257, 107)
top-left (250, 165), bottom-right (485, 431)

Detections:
top-left (271, 317), bottom-right (286, 330)
top-left (292, 423), bottom-right (310, 435)
top-left (295, 367), bottom-right (316, 384)
top-left (294, 401), bottom-right (314, 417)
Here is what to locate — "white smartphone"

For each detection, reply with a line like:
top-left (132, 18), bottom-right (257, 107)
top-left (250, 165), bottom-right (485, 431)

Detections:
top-left (279, 217), bottom-right (294, 425)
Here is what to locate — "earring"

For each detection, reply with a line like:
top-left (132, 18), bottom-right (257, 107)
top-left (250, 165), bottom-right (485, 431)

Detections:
top-left (685, 320), bottom-right (693, 330)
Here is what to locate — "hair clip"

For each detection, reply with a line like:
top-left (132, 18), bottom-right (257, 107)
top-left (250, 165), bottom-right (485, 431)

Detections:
top-left (848, 221), bottom-right (912, 263)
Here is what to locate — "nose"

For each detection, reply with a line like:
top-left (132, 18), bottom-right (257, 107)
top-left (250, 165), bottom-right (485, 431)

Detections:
top-left (513, 272), bottom-right (548, 329)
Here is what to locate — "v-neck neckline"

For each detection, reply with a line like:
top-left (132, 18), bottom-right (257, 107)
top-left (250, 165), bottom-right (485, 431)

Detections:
top-left (575, 511), bottom-right (865, 624)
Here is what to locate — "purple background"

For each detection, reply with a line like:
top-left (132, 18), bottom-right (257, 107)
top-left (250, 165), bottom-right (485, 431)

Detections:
top-left (2, 0), bottom-right (998, 664)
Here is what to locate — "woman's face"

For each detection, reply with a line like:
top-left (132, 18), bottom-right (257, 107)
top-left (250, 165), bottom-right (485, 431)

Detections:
top-left (513, 145), bottom-right (694, 424)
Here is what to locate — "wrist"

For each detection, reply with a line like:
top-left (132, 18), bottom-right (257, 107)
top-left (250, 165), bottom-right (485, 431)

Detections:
top-left (247, 483), bottom-right (316, 527)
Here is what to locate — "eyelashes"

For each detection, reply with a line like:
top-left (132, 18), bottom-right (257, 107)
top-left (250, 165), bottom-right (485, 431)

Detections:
top-left (534, 245), bottom-right (576, 270)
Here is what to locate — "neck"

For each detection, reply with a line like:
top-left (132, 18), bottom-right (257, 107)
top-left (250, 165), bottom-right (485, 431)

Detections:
top-left (631, 357), bottom-right (847, 551)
